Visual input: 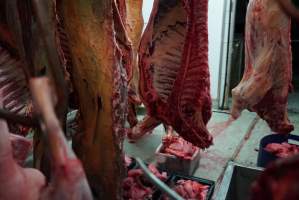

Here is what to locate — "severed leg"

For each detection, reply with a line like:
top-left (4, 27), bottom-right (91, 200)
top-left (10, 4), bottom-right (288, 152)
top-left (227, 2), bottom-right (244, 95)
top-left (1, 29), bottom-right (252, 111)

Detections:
top-left (127, 115), bottom-right (161, 141)
top-left (30, 77), bottom-right (92, 200)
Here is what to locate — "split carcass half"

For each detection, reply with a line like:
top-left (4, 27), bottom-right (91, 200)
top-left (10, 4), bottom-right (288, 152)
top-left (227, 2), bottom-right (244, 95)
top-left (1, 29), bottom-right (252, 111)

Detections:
top-left (231, 0), bottom-right (294, 134)
top-left (129, 0), bottom-right (213, 149)
top-left (59, 0), bottom-right (127, 198)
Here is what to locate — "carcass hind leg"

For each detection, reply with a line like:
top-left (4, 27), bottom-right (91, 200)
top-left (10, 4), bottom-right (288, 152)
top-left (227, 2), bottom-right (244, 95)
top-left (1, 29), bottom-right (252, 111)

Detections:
top-left (127, 115), bottom-right (161, 142)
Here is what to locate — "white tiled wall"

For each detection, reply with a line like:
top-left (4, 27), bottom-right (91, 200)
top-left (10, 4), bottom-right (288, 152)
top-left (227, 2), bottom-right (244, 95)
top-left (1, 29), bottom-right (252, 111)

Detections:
top-left (142, 0), bottom-right (228, 100)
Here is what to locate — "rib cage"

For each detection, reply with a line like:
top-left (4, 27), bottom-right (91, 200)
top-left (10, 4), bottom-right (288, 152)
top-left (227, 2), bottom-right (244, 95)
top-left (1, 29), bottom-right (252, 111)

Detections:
top-left (0, 45), bottom-right (31, 135)
top-left (139, 0), bottom-right (187, 105)
top-left (0, 46), bottom-right (30, 115)
top-left (136, 0), bottom-right (212, 148)
top-left (152, 21), bottom-right (186, 102)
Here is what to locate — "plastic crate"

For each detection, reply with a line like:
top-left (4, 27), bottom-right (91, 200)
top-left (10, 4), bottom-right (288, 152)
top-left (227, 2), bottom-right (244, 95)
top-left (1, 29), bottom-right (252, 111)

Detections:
top-left (158, 174), bottom-right (215, 200)
top-left (155, 143), bottom-right (200, 175)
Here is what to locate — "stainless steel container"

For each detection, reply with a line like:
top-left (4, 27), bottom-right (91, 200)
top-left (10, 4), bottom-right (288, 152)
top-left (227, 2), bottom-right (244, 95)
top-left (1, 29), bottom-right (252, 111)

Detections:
top-left (216, 162), bottom-right (263, 200)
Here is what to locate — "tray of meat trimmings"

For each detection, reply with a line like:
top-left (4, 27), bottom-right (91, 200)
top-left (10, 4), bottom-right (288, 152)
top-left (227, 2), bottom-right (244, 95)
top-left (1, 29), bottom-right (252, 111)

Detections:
top-left (156, 134), bottom-right (200, 175)
top-left (122, 163), bottom-right (171, 200)
top-left (125, 155), bottom-right (137, 170)
top-left (257, 134), bottom-right (299, 167)
top-left (159, 174), bottom-right (215, 200)
top-left (122, 161), bottom-right (215, 200)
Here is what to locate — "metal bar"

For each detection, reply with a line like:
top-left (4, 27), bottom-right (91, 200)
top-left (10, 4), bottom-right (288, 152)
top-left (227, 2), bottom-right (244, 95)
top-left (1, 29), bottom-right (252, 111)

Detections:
top-left (222, 0), bottom-right (237, 110)
top-left (135, 158), bottom-right (184, 200)
top-left (217, 0), bottom-right (229, 109)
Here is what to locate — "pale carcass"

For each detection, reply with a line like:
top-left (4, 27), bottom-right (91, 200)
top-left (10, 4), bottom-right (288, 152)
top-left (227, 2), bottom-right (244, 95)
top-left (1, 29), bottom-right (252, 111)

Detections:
top-left (231, 0), bottom-right (294, 134)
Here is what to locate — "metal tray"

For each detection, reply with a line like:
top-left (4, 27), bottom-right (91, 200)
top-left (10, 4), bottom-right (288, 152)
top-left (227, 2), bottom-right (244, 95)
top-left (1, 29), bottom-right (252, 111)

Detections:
top-left (216, 162), bottom-right (263, 200)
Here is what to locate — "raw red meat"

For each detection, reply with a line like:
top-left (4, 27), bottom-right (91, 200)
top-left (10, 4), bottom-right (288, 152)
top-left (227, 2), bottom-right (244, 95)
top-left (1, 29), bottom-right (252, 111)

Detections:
top-left (231, 0), bottom-right (294, 134)
top-left (10, 134), bottom-right (32, 166)
top-left (265, 142), bottom-right (299, 158)
top-left (122, 164), bottom-right (167, 199)
top-left (0, 78), bottom-right (93, 200)
top-left (148, 163), bottom-right (168, 181)
top-left (128, 0), bottom-right (212, 149)
top-left (125, 155), bottom-right (133, 168)
top-left (0, 118), bottom-right (45, 200)
top-left (162, 135), bottom-right (198, 160)
top-left (163, 180), bottom-right (209, 200)
top-left (122, 175), bottom-right (153, 200)
top-left (0, 44), bottom-right (32, 136)
top-left (251, 155), bottom-right (299, 200)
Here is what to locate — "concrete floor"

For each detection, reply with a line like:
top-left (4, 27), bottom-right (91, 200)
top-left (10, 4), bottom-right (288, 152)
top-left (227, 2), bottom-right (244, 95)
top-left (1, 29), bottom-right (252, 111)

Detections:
top-left (124, 93), bottom-right (299, 199)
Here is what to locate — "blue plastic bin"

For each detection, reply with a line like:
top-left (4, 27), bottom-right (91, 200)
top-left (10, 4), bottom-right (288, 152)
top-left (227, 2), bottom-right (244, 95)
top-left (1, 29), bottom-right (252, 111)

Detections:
top-left (257, 134), bottom-right (299, 167)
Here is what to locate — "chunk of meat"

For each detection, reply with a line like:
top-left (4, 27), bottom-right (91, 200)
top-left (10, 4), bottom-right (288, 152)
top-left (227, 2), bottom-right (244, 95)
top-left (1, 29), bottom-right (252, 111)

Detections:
top-left (122, 176), bottom-right (153, 200)
top-left (125, 155), bottom-right (133, 167)
top-left (129, 0), bottom-right (212, 149)
top-left (148, 163), bottom-right (168, 181)
top-left (251, 155), bottom-right (299, 200)
top-left (0, 119), bottom-right (45, 200)
top-left (162, 134), bottom-right (198, 160)
top-left (122, 164), bottom-right (167, 200)
top-left (231, 0), bottom-right (293, 134)
top-left (265, 142), bottom-right (299, 158)
top-left (163, 180), bottom-right (209, 200)
top-left (10, 134), bottom-right (32, 166)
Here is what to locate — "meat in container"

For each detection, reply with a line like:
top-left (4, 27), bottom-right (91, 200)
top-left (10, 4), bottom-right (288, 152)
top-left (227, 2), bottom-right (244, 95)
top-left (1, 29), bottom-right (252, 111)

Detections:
top-left (155, 142), bottom-right (200, 176)
top-left (257, 134), bottom-right (299, 168)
